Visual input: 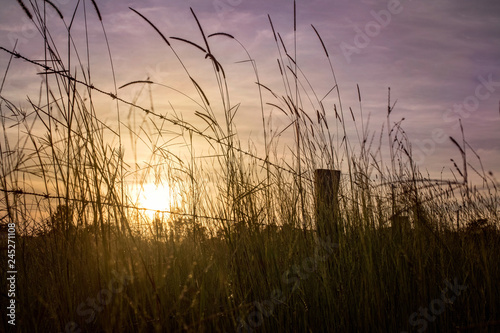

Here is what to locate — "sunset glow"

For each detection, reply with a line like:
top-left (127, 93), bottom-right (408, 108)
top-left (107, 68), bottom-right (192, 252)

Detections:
top-left (2, 1), bottom-right (499, 331)
top-left (136, 183), bottom-right (178, 218)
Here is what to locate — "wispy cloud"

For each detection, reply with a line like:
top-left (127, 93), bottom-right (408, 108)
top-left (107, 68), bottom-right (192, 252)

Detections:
top-left (1, 0), bottom-right (498, 175)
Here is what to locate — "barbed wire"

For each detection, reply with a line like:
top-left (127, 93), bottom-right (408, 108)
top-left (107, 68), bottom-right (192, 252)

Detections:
top-left (0, 187), bottom-right (230, 223)
top-left (0, 176), bottom-right (475, 223)
top-left (2, 48), bottom-right (492, 229)
top-left (0, 46), bottom-right (312, 182)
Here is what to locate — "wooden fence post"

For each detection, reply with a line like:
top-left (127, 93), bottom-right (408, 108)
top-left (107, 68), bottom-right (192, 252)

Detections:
top-left (315, 169), bottom-right (341, 238)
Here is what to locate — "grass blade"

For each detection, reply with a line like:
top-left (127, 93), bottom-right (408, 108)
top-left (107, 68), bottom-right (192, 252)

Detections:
top-left (190, 7), bottom-right (210, 54)
top-left (170, 36), bottom-right (207, 53)
top-left (16, 0), bottom-right (32, 20)
top-left (90, 0), bottom-right (102, 21)
top-left (129, 7), bottom-right (171, 46)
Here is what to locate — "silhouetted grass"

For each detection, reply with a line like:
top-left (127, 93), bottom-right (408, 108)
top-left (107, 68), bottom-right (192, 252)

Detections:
top-left (0, 2), bottom-right (499, 332)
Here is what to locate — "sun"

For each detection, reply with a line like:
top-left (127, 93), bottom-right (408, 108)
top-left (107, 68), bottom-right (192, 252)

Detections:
top-left (137, 183), bottom-right (175, 217)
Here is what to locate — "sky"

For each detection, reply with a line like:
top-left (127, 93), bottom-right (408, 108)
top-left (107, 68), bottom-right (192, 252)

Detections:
top-left (1, 0), bottom-right (499, 185)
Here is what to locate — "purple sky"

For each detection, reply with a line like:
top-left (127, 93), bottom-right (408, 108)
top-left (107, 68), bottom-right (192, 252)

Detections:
top-left (1, 0), bottom-right (499, 182)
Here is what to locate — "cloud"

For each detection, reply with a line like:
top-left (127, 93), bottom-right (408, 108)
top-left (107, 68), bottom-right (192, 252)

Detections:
top-left (1, 0), bottom-right (499, 176)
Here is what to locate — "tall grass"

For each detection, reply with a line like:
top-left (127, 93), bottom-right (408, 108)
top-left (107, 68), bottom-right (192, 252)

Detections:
top-left (1, 1), bottom-right (499, 332)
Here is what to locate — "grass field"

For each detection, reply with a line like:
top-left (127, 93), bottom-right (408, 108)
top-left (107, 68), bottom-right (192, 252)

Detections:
top-left (1, 2), bottom-right (499, 332)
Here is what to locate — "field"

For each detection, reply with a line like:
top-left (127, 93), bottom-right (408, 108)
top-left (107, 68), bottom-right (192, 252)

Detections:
top-left (1, 2), bottom-right (499, 332)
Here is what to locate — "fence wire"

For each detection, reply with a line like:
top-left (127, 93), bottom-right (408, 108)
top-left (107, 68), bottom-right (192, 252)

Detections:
top-left (0, 46), bottom-right (309, 181)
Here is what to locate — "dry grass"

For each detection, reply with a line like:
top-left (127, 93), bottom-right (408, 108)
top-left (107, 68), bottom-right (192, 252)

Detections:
top-left (0, 2), bottom-right (499, 332)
